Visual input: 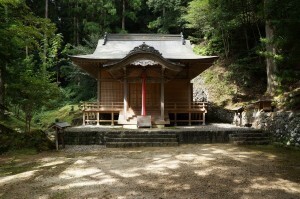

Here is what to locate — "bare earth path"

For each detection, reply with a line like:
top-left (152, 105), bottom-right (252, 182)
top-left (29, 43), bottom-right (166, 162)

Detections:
top-left (0, 144), bottom-right (299, 199)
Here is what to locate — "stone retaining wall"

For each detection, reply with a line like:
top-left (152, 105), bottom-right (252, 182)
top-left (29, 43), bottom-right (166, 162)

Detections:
top-left (252, 111), bottom-right (300, 147)
top-left (207, 103), bottom-right (235, 123)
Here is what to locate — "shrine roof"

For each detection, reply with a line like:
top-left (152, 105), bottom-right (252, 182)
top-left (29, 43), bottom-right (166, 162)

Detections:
top-left (71, 33), bottom-right (217, 60)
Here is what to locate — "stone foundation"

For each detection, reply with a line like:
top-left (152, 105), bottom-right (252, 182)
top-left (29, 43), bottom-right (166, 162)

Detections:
top-left (207, 103), bottom-right (235, 123)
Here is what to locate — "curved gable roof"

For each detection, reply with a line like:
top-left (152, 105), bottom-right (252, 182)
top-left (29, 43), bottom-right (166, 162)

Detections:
top-left (70, 33), bottom-right (218, 79)
top-left (71, 33), bottom-right (217, 60)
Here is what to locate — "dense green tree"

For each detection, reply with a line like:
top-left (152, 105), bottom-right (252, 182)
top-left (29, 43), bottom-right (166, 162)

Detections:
top-left (119, 0), bottom-right (142, 32)
top-left (263, 0), bottom-right (300, 95)
top-left (0, 0), bottom-right (63, 129)
top-left (8, 56), bottom-right (61, 132)
top-left (0, 0), bottom-right (46, 119)
top-left (147, 0), bottom-right (188, 33)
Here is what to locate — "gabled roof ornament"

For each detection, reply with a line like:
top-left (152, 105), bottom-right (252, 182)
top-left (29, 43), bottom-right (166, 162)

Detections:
top-left (128, 42), bottom-right (162, 56)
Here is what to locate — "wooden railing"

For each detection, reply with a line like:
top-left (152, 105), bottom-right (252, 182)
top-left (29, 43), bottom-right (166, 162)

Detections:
top-left (81, 102), bottom-right (123, 126)
top-left (81, 102), bottom-right (123, 112)
top-left (165, 101), bottom-right (207, 125)
top-left (165, 102), bottom-right (207, 112)
top-left (81, 101), bottom-right (208, 126)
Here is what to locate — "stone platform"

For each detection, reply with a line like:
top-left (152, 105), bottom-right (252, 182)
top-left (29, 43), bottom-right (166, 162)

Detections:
top-left (62, 123), bottom-right (271, 147)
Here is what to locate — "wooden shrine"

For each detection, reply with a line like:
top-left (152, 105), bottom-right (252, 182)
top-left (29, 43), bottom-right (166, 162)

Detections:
top-left (71, 33), bottom-right (217, 127)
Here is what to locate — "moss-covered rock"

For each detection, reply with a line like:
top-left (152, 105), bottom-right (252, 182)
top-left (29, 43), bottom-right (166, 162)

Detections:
top-left (0, 124), bottom-right (55, 154)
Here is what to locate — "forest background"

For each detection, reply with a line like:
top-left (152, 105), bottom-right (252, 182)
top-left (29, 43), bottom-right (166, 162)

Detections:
top-left (0, 0), bottom-right (299, 133)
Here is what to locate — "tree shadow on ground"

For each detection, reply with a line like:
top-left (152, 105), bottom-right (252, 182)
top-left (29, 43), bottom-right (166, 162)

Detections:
top-left (0, 144), bottom-right (299, 199)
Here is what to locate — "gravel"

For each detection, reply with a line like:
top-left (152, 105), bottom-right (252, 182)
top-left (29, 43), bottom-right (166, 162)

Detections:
top-left (0, 144), bottom-right (299, 199)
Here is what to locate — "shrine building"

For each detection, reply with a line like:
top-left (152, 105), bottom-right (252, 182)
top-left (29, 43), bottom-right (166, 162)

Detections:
top-left (70, 33), bottom-right (217, 128)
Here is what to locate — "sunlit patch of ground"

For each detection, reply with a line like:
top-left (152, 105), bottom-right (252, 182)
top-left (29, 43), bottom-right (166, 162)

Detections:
top-left (0, 144), bottom-right (299, 199)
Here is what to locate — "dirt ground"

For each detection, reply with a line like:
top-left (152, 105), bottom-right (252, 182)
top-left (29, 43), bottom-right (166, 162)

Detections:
top-left (0, 144), bottom-right (299, 199)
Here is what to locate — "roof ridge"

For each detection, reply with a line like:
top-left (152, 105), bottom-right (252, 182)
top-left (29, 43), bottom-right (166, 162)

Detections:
top-left (105, 33), bottom-right (182, 42)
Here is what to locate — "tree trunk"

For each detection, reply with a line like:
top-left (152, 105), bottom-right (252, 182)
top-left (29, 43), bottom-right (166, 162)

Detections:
top-left (45, 0), bottom-right (48, 18)
top-left (122, 0), bottom-right (126, 30)
top-left (0, 66), bottom-right (5, 120)
top-left (265, 21), bottom-right (277, 95)
top-left (76, 17), bottom-right (79, 45)
top-left (25, 113), bottom-right (32, 133)
top-left (264, 0), bottom-right (278, 96)
top-left (43, 0), bottom-right (48, 76)
top-left (73, 16), bottom-right (76, 45)
top-left (244, 27), bottom-right (249, 51)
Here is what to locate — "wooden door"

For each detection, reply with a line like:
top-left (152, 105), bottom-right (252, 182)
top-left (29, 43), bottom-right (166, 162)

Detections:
top-left (129, 82), bottom-right (160, 110)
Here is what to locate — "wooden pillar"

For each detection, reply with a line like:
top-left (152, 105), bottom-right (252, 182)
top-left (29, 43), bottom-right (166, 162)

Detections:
top-left (123, 69), bottom-right (128, 120)
top-left (97, 67), bottom-right (101, 102)
top-left (202, 112), bottom-right (206, 125)
top-left (188, 82), bottom-right (192, 126)
top-left (111, 112), bottom-right (114, 126)
top-left (160, 68), bottom-right (165, 120)
top-left (55, 129), bottom-right (59, 151)
top-left (96, 112), bottom-right (99, 125)
top-left (82, 112), bottom-right (86, 126)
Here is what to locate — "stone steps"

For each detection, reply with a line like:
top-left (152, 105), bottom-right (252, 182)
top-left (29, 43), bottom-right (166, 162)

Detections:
top-left (232, 140), bottom-right (270, 145)
top-left (106, 142), bottom-right (179, 148)
top-left (229, 131), bottom-right (271, 145)
top-left (106, 138), bottom-right (178, 142)
top-left (106, 131), bottom-right (178, 148)
top-left (63, 127), bottom-right (272, 147)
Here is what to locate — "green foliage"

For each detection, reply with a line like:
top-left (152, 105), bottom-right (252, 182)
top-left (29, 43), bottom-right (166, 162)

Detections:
top-left (34, 104), bottom-right (81, 129)
top-left (186, 0), bottom-right (264, 57)
top-left (147, 0), bottom-right (188, 33)
top-left (227, 57), bottom-right (266, 88)
top-left (197, 63), bottom-right (237, 106)
top-left (264, 0), bottom-right (300, 90)
top-left (59, 35), bottom-right (98, 103)
top-left (8, 56), bottom-right (62, 132)
top-left (275, 88), bottom-right (300, 111)
top-left (185, 0), bottom-right (299, 105)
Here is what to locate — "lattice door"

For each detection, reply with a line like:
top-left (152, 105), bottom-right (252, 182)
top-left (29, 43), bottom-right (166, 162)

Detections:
top-left (129, 83), bottom-right (160, 109)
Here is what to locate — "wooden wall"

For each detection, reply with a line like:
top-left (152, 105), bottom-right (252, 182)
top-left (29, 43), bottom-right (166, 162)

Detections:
top-left (165, 79), bottom-right (191, 103)
top-left (100, 70), bottom-right (123, 103)
top-left (98, 69), bottom-right (192, 106)
top-left (128, 83), bottom-right (160, 109)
